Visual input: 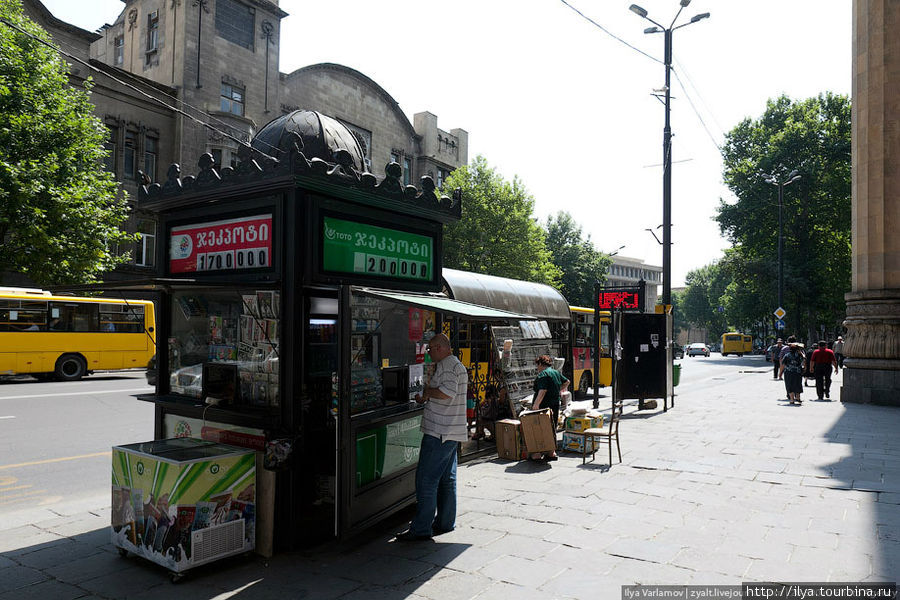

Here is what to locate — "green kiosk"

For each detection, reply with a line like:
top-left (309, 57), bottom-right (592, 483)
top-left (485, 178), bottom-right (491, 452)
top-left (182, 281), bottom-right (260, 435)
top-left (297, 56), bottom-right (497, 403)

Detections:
top-left (133, 110), bottom-right (519, 551)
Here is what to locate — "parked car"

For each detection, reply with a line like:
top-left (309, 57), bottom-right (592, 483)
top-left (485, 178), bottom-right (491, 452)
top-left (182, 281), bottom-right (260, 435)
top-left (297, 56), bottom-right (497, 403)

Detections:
top-left (686, 342), bottom-right (710, 357)
top-left (673, 343), bottom-right (685, 359)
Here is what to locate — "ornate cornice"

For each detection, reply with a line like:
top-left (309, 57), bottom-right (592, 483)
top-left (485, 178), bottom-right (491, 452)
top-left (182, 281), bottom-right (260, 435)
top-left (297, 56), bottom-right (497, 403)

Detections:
top-left (136, 133), bottom-right (461, 223)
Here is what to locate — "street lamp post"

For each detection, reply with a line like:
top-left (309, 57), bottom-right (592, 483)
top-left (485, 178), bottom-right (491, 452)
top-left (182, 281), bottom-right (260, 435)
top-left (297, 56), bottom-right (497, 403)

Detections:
top-left (765, 170), bottom-right (801, 331)
top-left (629, 1), bottom-right (709, 308)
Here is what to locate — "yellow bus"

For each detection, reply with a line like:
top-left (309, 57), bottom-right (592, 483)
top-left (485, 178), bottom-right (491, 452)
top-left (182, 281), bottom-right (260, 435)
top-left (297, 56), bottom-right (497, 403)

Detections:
top-left (569, 306), bottom-right (612, 395)
top-left (0, 287), bottom-right (156, 381)
top-left (720, 332), bottom-right (753, 356)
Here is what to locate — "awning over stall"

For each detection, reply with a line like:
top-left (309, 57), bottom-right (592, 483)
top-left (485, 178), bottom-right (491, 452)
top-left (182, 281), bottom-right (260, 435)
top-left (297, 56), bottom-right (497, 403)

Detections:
top-left (355, 289), bottom-right (532, 321)
top-left (441, 268), bottom-right (571, 321)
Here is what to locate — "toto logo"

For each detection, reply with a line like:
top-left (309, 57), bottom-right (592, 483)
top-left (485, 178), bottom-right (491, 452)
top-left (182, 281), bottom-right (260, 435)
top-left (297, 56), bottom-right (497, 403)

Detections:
top-left (136, 461), bottom-right (145, 476)
top-left (324, 221), bottom-right (351, 242)
top-left (209, 464), bottom-right (220, 475)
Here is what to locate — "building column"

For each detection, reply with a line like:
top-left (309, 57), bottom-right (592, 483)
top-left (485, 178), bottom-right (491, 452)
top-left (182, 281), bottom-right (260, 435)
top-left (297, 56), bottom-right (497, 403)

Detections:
top-left (842, 0), bottom-right (900, 405)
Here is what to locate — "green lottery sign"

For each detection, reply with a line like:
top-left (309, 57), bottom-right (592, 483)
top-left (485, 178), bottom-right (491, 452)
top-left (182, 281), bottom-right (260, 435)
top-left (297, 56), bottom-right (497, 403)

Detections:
top-left (322, 217), bottom-right (433, 281)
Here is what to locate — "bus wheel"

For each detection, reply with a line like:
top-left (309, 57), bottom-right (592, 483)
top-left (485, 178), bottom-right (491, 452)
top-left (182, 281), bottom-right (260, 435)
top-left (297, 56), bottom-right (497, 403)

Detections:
top-left (578, 372), bottom-right (592, 397)
top-left (55, 354), bottom-right (86, 381)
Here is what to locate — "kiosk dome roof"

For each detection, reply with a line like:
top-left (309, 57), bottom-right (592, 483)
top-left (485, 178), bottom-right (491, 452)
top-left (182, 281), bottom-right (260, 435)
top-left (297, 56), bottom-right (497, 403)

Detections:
top-left (251, 110), bottom-right (366, 172)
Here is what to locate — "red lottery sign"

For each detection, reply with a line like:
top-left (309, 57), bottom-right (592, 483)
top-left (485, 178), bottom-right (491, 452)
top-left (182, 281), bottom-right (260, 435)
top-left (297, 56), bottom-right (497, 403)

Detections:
top-left (169, 214), bottom-right (272, 274)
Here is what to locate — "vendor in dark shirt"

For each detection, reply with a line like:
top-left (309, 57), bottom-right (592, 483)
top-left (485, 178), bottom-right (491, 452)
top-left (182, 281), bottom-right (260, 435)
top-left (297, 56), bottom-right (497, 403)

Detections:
top-left (531, 354), bottom-right (569, 461)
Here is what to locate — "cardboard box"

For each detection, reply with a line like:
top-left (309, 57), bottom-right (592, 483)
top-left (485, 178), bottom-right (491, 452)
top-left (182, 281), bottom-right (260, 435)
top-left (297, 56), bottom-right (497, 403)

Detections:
top-left (518, 409), bottom-right (557, 453)
top-left (495, 419), bottom-right (524, 461)
top-left (562, 431), bottom-right (600, 453)
top-left (564, 415), bottom-right (604, 433)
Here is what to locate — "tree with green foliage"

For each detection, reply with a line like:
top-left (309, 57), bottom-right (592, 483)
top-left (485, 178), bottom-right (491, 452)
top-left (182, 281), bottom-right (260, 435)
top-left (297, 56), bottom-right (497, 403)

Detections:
top-left (680, 262), bottom-right (729, 339)
top-left (0, 0), bottom-right (132, 285)
top-left (543, 211), bottom-right (611, 306)
top-left (442, 156), bottom-right (560, 286)
top-left (717, 93), bottom-right (851, 341)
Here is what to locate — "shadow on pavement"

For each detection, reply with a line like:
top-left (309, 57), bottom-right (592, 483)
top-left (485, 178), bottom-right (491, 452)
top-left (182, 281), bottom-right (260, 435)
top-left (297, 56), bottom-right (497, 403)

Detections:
top-left (0, 506), bottom-right (470, 599)
top-left (821, 400), bottom-right (900, 580)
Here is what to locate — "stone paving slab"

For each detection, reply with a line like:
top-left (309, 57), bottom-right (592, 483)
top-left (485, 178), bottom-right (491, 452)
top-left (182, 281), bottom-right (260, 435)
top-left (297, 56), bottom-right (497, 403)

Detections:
top-left (2, 365), bottom-right (899, 598)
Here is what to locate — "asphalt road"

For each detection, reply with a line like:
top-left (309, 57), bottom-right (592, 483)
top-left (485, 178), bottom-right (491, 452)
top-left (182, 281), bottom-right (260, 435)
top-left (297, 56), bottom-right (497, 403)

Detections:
top-left (0, 371), bottom-right (154, 520)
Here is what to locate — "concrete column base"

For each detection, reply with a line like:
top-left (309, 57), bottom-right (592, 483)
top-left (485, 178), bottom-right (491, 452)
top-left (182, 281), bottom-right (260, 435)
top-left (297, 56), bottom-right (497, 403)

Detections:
top-left (841, 359), bottom-right (900, 406)
top-left (841, 290), bottom-right (900, 405)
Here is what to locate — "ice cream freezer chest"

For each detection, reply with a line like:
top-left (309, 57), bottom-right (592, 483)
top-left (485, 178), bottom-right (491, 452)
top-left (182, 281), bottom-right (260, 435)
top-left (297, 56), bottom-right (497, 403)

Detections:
top-left (111, 438), bottom-right (256, 576)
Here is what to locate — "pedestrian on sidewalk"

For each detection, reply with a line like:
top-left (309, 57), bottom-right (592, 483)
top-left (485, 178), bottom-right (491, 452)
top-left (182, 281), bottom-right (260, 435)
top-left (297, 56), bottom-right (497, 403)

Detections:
top-left (396, 333), bottom-right (468, 542)
top-left (529, 354), bottom-right (568, 462)
top-left (810, 340), bottom-right (838, 400)
top-left (771, 338), bottom-right (784, 379)
top-left (779, 342), bottom-right (806, 404)
top-left (833, 336), bottom-right (845, 370)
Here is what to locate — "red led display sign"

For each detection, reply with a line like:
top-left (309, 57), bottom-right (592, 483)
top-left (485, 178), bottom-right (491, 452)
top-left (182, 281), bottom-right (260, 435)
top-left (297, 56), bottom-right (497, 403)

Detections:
top-left (597, 289), bottom-right (642, 310)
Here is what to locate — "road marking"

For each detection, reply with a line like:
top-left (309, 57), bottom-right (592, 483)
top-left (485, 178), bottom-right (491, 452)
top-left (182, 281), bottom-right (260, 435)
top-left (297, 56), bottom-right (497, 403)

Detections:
top-left (0, 388), bottom-right (151, 401)
top-left (0, 451), bottom-right (111, 471)
top-left (0, 484), bottom-right (33, 493)
top-left (0, 416), bottom-right (15, 419)
top-left (0, 489), bottom-right (48, 505)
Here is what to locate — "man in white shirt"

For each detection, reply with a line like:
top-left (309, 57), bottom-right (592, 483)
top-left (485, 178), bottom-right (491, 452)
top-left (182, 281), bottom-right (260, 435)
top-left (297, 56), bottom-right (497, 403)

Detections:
top-left (396, 333), bottom-right (468, 541)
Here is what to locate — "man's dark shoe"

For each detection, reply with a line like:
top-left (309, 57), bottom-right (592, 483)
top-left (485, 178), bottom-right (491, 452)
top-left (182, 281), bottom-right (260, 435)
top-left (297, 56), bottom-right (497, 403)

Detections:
top-left (432, 527), bottom-right (454, 536)
top-left (395, 531), bottom-right (431, 542)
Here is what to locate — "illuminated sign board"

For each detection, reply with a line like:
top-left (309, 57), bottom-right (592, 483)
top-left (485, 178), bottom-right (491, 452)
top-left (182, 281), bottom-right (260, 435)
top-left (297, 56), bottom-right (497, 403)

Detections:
top-left (169, 214), bottom-right (273, 274)
top-left (321, 216), bottom-right (434, 282)
top-left (597, 287), bottom-right (643, 311)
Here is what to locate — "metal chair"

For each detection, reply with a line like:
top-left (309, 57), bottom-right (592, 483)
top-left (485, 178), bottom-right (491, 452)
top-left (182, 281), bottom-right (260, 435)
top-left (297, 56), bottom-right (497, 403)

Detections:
top-left (582, 400), bottom-right (623, 465)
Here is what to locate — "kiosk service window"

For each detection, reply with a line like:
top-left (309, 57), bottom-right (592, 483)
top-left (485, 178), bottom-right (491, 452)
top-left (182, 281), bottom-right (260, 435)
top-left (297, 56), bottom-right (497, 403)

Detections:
top-left (348, 291), bottom-right (434, 415)
top-left (168, 289), bottom-right (279, 408)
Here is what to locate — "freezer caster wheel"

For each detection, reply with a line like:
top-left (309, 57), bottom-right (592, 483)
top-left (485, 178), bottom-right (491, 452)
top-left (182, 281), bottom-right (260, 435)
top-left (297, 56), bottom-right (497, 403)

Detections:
top-left (169, 571), bottom-right (185, 584)
top-left (117, 548), bottom-right (128, 558)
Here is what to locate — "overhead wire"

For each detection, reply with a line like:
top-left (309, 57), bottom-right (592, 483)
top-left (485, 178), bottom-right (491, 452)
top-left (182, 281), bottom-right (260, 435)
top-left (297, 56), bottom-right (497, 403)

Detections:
top-left (670, 67), bottom-right (721, 152)
top-left (674, 58), bottom-right (725, 140)
top-left (0, 15), bottom-right (283, 164)
top-left (558, 0), bottom-right (662, 65)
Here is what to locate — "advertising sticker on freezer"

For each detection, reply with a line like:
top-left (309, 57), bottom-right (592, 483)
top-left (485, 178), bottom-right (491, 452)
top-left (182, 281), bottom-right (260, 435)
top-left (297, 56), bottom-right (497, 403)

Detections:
top-left (111, 438), bottom-right (256, 580)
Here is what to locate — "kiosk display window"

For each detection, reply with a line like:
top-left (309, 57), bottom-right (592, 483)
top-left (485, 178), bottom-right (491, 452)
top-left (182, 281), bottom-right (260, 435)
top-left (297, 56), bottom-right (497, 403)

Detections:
top-left (349, 292), bottom-right (433, 415)
top-left (168, 289), bottom-right (280, 408)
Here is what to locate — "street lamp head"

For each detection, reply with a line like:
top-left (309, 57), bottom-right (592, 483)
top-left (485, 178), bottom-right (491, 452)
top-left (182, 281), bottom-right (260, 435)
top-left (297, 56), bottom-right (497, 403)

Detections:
top-left (787, 170), bottom-right (799, 179)
top-left (690, 12), bottom-right (710, 23)
top-left (680, 0), bottom-right (692, 6)
top-left (629, 4), bottom-right (648, 18)
top-left (644, 26), bottom-right (661, 34)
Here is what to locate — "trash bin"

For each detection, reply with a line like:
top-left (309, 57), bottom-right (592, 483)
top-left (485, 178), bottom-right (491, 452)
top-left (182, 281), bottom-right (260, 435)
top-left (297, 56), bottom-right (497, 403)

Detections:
top-left (672, 363), bottom-right (682, 387)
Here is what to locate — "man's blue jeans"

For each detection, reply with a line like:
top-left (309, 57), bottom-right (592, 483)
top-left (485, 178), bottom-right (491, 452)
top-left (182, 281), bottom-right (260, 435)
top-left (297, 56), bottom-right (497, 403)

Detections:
top-left (409, 433), bottom-right (458, 537)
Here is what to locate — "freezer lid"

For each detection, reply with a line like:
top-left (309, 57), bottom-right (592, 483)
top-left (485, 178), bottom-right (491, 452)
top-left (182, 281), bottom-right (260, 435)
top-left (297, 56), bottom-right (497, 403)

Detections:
top-left (353, 288), bottom-right (532, 321)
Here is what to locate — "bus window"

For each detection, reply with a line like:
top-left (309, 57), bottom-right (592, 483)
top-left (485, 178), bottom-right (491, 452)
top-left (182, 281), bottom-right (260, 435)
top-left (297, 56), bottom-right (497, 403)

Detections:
top-left (0, 299), bottom-right (47, 331)
top-left (49, 302), bottom-right (98, 332)
top-left (575, 323), bottom-right (594, 346)
top-left (99, 303), bottom-right (145, 333)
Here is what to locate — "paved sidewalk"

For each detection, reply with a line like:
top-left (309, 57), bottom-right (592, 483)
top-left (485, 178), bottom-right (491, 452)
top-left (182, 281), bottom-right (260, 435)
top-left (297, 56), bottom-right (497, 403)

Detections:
top-left (2, 366), bottom-right (898, 599)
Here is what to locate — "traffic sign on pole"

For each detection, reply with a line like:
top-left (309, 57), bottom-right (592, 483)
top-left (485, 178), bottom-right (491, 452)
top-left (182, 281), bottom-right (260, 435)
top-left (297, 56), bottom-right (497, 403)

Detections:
top-left (774, 307), bottom-right (786, 320)
top-left (775, 318), bottom-right (785, 329)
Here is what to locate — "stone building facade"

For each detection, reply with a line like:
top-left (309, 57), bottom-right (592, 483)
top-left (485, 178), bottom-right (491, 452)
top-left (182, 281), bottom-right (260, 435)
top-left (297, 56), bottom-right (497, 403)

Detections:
top-left (25, 0), bottom-right (468, 278)
top-left (23, 0), bottom-right (178, 279)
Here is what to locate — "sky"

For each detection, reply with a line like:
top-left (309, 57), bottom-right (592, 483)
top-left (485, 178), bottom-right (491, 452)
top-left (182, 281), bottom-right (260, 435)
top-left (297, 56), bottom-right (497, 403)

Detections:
top-left (40, 0), bottom-right (852, 287)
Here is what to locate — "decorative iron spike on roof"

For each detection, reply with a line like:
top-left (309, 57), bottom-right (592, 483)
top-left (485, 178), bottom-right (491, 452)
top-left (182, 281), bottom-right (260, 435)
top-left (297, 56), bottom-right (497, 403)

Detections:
top-left (137, 142), bottom-right (461, 221)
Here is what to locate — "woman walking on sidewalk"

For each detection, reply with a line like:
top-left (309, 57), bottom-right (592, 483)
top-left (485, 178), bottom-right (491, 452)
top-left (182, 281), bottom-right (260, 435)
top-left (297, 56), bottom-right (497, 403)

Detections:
top-left (779, 343), bottom-right (806, 404)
